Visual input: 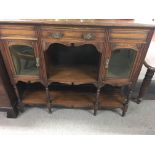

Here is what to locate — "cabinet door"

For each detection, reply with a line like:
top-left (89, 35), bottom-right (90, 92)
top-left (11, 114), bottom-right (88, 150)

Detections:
top-left (6, 40), bottom-right (40, 78)
top-left (107, 48), bottom-right (136, 78)
top-left (104, 43), bottom-right (140, 84)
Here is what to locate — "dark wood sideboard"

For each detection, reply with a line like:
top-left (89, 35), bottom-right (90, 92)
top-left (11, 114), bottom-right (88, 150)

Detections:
top-left (0, 19), bottom-right (154, 118)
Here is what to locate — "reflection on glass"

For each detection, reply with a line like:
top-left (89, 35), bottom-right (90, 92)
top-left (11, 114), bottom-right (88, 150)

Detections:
top-left (108, 49), bottom-right (136, 78)
top-left (9, 45), bottom-right (39, 75)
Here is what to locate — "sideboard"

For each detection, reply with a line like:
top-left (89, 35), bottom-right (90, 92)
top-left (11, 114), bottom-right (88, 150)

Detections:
top-left (0, 19), bottom-right (154, 118)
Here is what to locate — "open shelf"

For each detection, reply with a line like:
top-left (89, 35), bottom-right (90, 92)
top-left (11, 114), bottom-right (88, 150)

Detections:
top-left (16, 82), bottom-right (124, 109)
top-left (17, 82), bottom-right (47, 105)
top-left (49, 83), bottom-right (124, 109)
top-left (99, 91), bottom-right (124, 109)
top-left (49, 83), bottom-right (96, 108)
top-left (48, 65), bottom-right (98, 83)
top-left (45, 43), bottom-right (100, 84)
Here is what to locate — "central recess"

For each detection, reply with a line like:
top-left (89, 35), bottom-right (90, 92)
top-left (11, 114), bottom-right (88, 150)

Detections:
top-left (45, 43), bottom-right (100, 84)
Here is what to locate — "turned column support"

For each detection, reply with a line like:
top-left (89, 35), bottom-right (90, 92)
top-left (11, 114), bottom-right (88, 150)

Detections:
top-left (45, 86), bottom-right (52, 113)
top-left (137, 68), bottom-right (154, 104)
top-left (13, 84), bottom-right (24, 112)
top-left (94, 83), bottom-right (102, 116)
top-left (122, 85), bottom-right (132, 117)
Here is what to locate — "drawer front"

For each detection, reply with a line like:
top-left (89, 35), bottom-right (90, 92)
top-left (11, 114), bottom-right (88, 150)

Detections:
top-left (0, 25), bottom-right (37, 40)
top-left (110, 28), bottom-right (150, 43)
top-left (41, 27), bottom-right (105, 42)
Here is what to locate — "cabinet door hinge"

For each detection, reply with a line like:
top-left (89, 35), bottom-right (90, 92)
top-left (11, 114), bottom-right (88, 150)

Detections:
top-left (105, 58), bottom-right (110, 69)
top-left (36, 57), bottom-right (40, 67)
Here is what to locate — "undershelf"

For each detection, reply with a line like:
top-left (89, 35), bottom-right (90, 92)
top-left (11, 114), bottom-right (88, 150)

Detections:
top-left (99, 91), bottom-right (124, 109)
top-left (20, 83), bottom-right (124, 109)
top-left (50, 84), bottom-right (124, 109)
top-left (51, 89), bottom-right (124, 109)
top-left (48, 65), bottom-right (98, 84)
top-left (21, 83), bottom-right (47, 105)
top-left (51, 90), bottom-right (95, 108)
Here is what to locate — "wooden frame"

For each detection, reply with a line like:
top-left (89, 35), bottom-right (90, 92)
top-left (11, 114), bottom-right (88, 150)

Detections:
top-left (0, 20), bottom-right (154, 117)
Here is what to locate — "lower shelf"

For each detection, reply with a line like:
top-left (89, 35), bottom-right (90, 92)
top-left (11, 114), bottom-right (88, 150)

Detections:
top-left (20, 83), bottom-right (124, 109)
top-left (51, 90), bottom-right (124, 109)
top-left (21, 83), bottom-right (47, 105)
top-left (51, 90), bottom-right (95, 108)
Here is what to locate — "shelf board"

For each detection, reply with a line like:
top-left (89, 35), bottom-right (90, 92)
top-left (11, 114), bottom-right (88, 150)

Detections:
top-left (51, 89), bottom-right (124, 109)
top-left (21, 84), bottom-right (124, 109)
top-left (22, 89), bottom-right (47, 105)
top-left (51, 90), bottom-right (95, 108)
top-left (99, 92), bottom-right (124, 109)
top-left (48, 65), bottom-right (98, 84)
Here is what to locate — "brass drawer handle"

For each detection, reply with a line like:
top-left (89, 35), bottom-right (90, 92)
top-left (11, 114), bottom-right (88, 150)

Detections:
top-left (82, 33), bottom-right (95, 40)
top-left (51, 32), bottom-right (64, 39)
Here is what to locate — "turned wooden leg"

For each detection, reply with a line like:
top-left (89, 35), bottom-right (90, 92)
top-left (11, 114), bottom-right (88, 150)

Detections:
top-left (46, 87), bottom-right (52, 113)
top-left (7, 107), bottom-right (18, 118)
top-left (14, 85), bottom-right (24, 112)
top-left (94, 86), bottom-right (101, 116)
top-left (137, 68), bottom-right (154, 104)
top-left (122, 85), bottom-right (132, 117)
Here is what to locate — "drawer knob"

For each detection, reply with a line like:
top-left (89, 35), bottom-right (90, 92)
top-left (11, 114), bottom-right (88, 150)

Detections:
top-left (82, 33), bottom-right (95, 40)
top-left (51, 32), bottom-right (64, 39)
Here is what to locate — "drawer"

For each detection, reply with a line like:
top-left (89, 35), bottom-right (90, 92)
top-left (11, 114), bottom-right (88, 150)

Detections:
top-left (41, 27), bottom-right (105, 42)
top-left (110, 28), bottom-right (150, 43)
top-left (0, 25), bottom-right (37, 40)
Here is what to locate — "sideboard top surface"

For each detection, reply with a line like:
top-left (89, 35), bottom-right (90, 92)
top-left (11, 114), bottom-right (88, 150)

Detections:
top-left (0, 19), bottom-right (155, 28)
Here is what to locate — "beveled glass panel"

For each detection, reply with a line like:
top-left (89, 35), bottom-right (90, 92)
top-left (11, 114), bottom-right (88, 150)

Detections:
top-left (9, 45), bottom-right (39, 75)
top-left (107, 49), bottom-right (136, 78)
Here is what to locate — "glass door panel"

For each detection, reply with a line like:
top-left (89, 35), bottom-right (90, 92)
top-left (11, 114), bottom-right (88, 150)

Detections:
top-left (107, 48), bottom-right (136, 78)
top-left (9, 45), bottom-right (39, 75)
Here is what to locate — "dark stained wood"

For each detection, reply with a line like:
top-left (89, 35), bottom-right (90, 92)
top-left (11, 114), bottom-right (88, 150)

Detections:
top-left (0, 19), bottom-right (154, 117)
top-left (0, 49), bottom-right (18, 118)
top-left (22, 89), bottom-right (47, 105)
top-left (0, 19), bottom-right (155, 28)
top-left (51, 90), bottom-right (124, 109)
top-left (41, 26), bottom-right (105, 43)
top-left (137, 69), bottom-right (154, 103)
top-left (0, 25), bottom-right (37, 40)
top-left (48, 65), bottom-right (98, 84)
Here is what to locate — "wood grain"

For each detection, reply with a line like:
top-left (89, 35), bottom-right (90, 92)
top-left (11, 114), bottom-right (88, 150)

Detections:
top-left (0, 20), bottom-right (154, 117)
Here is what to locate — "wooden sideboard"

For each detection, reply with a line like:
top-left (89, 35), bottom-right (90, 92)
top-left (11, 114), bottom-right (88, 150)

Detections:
top-left (0, 19), bottom-right (154, 118)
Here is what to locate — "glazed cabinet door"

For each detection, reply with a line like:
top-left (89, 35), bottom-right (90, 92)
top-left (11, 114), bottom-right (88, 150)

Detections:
top-left (3, 40), bottom-right (40, 82)
top-left (103, 43), bottom-right (142, 85)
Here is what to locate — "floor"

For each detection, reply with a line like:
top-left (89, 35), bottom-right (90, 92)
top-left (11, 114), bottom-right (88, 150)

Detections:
top-left (0, 65), bottom-right (155, 135)
top-left (0, 100), bottom-right (155, 135)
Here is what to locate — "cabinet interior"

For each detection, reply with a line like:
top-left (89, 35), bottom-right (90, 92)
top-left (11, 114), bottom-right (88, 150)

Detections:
top-left (44, 43), bottom-right (100, 83)
top-left (9, 45), bottom-right (39, 75)
top-left (107, 48), bottom-right (136, 78)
